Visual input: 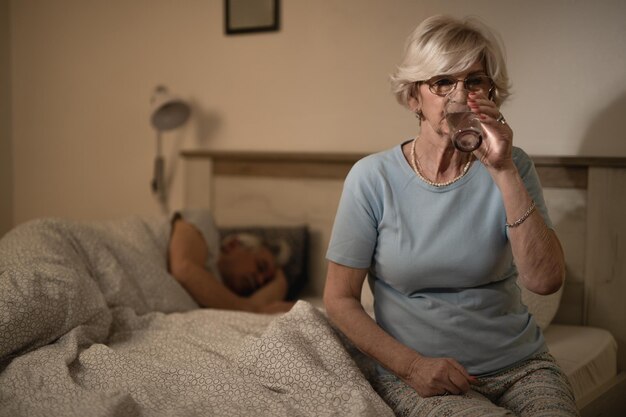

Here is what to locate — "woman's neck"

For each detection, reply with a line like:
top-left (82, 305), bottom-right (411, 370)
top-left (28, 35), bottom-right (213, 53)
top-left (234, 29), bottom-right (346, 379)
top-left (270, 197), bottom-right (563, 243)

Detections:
top-left (408, 132), bottom-right (471, 183)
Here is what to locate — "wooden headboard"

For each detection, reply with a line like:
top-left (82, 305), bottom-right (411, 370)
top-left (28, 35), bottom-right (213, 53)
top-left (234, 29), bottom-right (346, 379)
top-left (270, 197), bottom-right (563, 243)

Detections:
top-left (181, 150), bottom-right (626, 370)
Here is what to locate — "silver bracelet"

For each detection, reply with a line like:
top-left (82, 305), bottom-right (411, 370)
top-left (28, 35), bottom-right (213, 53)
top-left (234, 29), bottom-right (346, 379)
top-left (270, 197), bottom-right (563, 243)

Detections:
top-left (506, 200), bottom-right (536, 228)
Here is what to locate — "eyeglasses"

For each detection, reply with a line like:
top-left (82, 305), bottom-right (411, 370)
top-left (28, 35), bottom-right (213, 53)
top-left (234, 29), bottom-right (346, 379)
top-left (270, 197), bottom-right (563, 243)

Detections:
top-left (422, 74), bottom-right (495, 97)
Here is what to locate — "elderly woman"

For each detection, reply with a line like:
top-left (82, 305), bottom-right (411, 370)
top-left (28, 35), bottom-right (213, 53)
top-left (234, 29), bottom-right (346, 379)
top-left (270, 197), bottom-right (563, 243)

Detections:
top-left (323, 15), bottom-right (578, 416)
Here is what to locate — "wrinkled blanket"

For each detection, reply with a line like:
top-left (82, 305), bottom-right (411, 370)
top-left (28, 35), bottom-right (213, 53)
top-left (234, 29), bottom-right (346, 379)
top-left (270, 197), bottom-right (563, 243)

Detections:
top-left (0, 217), bottom-right (392, 416)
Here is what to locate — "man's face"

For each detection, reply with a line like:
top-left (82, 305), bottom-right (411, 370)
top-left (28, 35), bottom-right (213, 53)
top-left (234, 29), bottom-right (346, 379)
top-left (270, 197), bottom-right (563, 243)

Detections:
top-left (218, 242), bottom-right (277, 296)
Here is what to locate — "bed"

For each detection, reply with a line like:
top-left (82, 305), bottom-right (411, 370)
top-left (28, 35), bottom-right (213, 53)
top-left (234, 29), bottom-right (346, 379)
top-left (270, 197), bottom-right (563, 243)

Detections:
top-left (0, 151), bottom-right (624, 416)
top-left (181, 150), bottom-right (626, 416)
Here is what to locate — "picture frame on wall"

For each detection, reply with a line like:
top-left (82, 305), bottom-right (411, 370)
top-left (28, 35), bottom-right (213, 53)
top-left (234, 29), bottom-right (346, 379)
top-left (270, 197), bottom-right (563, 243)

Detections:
top-left (225, 0), bottom-right (280, 35)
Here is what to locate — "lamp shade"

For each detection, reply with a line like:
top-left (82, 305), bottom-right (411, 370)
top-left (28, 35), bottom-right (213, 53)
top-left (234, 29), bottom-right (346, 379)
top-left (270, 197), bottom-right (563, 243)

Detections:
top-left (150, 86), bottom-right (190, 131)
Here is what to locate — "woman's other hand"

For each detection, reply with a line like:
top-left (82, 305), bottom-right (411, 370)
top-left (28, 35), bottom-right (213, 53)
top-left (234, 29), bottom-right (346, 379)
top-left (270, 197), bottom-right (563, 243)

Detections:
top-left (468, 92), bottom-right (514, 171)
top-left (403, 355), bottom-right (475, 397)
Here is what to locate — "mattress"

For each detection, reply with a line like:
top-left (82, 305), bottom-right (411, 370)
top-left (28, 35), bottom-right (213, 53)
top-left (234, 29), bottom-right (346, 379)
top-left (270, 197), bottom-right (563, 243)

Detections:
top-left (543, 324), bottom-right (618, 403)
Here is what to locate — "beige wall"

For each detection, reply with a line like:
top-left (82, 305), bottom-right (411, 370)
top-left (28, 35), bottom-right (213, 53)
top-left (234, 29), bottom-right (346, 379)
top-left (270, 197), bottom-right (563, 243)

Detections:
top-left (9, 0), bottom-right (626, 224)
top-left (0, 0), bottom-right (12, 235)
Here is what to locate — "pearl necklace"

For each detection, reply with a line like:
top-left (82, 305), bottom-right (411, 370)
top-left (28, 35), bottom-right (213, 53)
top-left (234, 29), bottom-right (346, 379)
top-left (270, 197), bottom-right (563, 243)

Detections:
top-left (409, 138), bottom-right (473, 187)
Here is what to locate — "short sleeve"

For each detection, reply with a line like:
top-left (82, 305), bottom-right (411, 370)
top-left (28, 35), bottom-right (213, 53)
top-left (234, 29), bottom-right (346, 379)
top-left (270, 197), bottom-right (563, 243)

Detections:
top-left (326, 159), bottom-right (380, 269)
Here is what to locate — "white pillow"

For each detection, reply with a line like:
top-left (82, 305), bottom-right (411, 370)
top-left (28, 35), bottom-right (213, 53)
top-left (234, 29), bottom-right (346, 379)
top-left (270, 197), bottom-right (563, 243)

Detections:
top-left (361, 283), bottom-right (376, 318)
top-left (520, 284), bottom-right (563, 330)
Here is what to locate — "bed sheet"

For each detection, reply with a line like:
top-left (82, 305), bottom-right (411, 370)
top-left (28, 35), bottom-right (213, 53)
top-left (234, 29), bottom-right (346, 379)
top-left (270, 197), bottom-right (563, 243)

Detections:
top-left (0, 301), bottom-right (392, 417)
top-left (0, 216), bottom-right (392, 417)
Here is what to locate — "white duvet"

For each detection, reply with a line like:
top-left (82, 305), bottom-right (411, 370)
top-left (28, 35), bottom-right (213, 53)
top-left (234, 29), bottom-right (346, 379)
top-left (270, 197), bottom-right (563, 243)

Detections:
top-left (0, 216), bottom-right (391, 417)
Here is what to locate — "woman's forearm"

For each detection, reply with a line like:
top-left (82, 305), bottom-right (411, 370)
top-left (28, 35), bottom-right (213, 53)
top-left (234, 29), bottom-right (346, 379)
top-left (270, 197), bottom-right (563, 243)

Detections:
top-left (491, 166), bottom-right (565, 294)
top-left (324, 287), bottom-right (420, 379)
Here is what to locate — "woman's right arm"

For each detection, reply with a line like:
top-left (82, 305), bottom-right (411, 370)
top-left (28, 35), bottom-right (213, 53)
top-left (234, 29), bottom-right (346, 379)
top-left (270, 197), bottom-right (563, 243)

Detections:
top-left (323, 261), bottom-right (473, 397)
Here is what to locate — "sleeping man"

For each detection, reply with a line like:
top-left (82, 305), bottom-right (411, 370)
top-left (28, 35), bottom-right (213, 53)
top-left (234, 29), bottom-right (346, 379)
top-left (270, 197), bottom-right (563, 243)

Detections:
top-left (167, 209), bottom-right (294, 314)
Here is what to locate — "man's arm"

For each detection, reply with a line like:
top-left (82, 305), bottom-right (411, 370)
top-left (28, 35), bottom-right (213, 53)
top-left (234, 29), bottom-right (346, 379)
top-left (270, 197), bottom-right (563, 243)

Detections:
top-left (169, 219), bottom-right (292, 313)
top-left (248, 268), bottom-right (290, 306)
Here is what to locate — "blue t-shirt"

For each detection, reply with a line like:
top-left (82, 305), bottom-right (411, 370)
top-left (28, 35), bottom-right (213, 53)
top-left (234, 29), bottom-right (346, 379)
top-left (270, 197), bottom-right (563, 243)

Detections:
top-left (326, 143), bottom-right (551, 375)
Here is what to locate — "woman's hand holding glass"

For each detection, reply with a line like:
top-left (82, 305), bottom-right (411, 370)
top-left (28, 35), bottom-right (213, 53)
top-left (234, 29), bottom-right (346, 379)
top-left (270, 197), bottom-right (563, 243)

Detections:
top-left (467, 92), bottom-right (514, 170)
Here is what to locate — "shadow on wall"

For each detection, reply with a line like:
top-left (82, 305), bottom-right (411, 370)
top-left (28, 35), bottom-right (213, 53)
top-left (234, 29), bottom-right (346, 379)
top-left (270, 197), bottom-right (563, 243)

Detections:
top-left (578, 91), bottom-right (626, 156)
top-left (551, 90), bottom-right (626, 325)
top-left (163, 101), bottom-right (222, 212)
top-left (192, 100), bottom-right (222, 148)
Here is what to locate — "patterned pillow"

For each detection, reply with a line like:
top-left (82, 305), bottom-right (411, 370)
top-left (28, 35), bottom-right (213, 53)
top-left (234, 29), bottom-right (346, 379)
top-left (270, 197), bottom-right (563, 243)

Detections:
top-left (218, 226), bottom-right (309, 300)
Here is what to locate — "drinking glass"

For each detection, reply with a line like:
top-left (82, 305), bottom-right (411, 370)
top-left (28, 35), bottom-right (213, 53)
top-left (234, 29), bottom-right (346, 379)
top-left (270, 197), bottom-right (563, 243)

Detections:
top-left (444, 96), bottom-right (483, 152)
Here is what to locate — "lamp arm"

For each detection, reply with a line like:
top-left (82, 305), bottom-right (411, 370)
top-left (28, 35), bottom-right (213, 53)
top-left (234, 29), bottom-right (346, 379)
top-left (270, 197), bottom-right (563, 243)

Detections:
top-left (151, 155), bottom-right (164, 195)
top-left (151, 132), bottom-right (165, 205)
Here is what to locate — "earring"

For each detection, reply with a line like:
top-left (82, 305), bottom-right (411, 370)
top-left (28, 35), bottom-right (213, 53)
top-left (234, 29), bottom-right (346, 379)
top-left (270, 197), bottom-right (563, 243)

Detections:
top-left (415, 109), bottom-right (423, 125)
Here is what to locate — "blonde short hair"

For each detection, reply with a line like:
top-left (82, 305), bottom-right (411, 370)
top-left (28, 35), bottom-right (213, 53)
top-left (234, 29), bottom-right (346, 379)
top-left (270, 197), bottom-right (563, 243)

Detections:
top-left (390, 15), bottom-right (510, 108)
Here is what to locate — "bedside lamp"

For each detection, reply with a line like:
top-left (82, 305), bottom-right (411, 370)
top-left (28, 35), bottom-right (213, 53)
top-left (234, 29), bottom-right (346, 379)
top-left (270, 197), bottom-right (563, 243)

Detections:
top-left (149, 85), bottom-right (190, 206)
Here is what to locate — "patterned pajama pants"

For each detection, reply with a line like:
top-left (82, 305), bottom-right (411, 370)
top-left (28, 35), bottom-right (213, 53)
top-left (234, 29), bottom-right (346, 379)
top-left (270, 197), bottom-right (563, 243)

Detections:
top-left (371, 352), bottom-right (579, 417)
